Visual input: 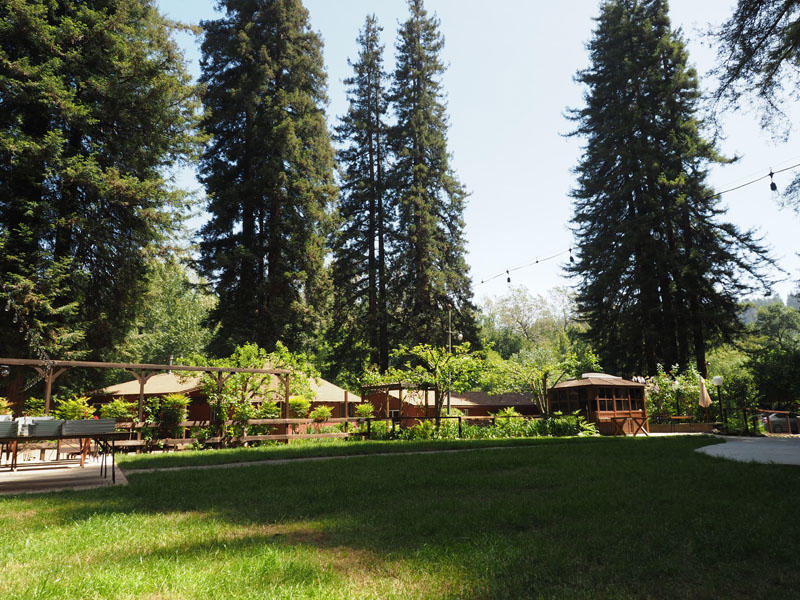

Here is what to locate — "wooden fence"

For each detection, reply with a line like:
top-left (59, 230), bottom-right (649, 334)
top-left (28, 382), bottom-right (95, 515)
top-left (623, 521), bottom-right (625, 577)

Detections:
top-left (113, 417), bottom-right (365, 451)
top-left (109, 414), bottom-right (536, 451)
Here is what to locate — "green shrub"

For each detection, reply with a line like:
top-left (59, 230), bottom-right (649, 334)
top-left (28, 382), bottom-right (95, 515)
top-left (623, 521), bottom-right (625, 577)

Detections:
top-left (354, 403), bottom-right (374, 419)
top-left (256, 401), bottom-right (280, 419)
top-left (190, 426), bottom-right (213, 449)
top-left (0, 396), bottom-right (12, 414)
top-left (99, 398), bottom-right (136, 419)
top-left (368, 419), bottom-right (392, 440)
top-left (23, 397), bottom-right (46, 417)
top-left (149, 393), bottom-right (190, 439)
top-left (54, 396), bottom-right (95, 420)
top-left (309, 405), bottom-right (333, 422)
top-left (493, 407), bottom-right (525, 437)
top-left (402, 419), bottom-right (436, 440)
top-left (288, 396), bottom-right (311, 418)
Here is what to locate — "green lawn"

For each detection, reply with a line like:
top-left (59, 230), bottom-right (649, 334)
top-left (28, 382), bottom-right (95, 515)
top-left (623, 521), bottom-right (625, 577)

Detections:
top-left (2, 436), bottom-right (798, 599)
top-left (115, 437), bottom-right (594, 470)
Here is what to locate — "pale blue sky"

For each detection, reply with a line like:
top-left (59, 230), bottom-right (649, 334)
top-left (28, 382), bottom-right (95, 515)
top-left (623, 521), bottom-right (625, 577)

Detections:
top-left (158, 0), bottom-right (800, 303)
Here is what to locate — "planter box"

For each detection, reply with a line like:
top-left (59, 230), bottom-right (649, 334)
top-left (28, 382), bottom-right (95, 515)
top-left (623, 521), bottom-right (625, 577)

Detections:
top-left (62, 418), bottom-right (116, 436)
top-left (28, 419), bottom-right (64, 437)
top-left (0, 421), bottom-right (18, 437)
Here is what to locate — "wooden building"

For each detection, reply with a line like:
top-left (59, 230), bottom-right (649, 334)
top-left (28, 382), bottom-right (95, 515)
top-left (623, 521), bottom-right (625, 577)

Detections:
top-left (548, 374), bottom-right (648, 435)
top-left (99, 372), bottom-right (360, 420)
top-left (361, 384), bottom-right (539, 420)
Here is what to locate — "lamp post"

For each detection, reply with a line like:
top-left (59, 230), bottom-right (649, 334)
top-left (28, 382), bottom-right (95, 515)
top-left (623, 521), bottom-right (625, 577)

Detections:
top-left (445, 303), bottom-right (462, 416)
top-left (447, 305), bottom-right (452, 415)
top-left (711, 376), bottom-right (725, 425)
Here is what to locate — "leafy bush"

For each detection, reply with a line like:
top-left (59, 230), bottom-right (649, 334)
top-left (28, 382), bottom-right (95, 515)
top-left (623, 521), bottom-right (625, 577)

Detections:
top-left (288, 396), bottom-right (311, 418)
top-left (245, 401), bottom-right (280, 437)
top-left (99, 398), bottom-right (136, 419)
top-left (0, 396), bottom-right (11, 414)
top-left (147, 393), bottom-right (190, 439)
top-left (493, 407), bottom-right (526, 437)
top-left (256, 401), bottom-right (280, 419)
top-left (190, 426), bottom-right (213, 449)
top-left (368, 419), bottom-right (393, 440)
top-left (646, 364), bottom-right (701, 419)
top-left (54, 396), bottom-right (95, 420)
top-left (400, 419), bottom-right (436, 440)
top-left (309, 405), bottom-right (333, 422)
top-left (23, 397), bottom-right (46, 417)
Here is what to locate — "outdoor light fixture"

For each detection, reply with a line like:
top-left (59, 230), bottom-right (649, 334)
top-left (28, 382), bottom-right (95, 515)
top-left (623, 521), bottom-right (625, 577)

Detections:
top-left (0, 365), bottom-right (9, 378)
top-left (711, 376), bottom-right (725, 425)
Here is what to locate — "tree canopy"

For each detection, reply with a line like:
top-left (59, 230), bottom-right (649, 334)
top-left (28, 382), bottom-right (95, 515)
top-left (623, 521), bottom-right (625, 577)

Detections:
top-left (329, 14), bottom-right (390, 377)
top-left (197, 0), bottom-right (336, 356)
top-left (387, 0), bottom-right (477, 351)
top-left (569, 0), bottom-right (773, 376)
top-left (0, 0), bottom-right (199, 392)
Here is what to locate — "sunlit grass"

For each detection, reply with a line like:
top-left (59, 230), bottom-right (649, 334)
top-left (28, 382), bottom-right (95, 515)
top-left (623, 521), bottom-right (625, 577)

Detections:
top-left (116, 436), bottom-right (585, 470)
top-left (2, 437), bottom-right (798, 599)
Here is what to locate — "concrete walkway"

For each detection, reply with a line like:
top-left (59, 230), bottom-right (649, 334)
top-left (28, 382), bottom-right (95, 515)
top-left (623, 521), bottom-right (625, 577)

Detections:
top-left (696, 436), bottom-right (800, 465)
top-left (0, 457), bottom-right (128, 495)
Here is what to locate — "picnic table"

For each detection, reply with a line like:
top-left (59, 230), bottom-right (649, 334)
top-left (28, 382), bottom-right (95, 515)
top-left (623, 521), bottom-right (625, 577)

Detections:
top-left (0, 431), bottom-right (127, 483)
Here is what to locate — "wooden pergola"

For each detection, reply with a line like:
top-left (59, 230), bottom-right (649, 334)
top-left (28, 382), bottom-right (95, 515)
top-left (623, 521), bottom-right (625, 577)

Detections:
top-left (0, 358), bottom-right (291, 421)
top-left (361, 382), bottom-right (437, 419)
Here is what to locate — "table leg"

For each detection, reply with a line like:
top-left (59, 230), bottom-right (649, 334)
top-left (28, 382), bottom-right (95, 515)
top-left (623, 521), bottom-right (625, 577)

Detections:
top-left (111, 439), bottom-right (116, 484)
top-left (11, 440), bottom-right (18, 470)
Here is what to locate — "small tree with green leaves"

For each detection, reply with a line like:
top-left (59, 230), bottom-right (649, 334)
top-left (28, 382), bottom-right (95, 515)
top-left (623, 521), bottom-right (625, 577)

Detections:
top-left (495, 346), bottom-right (601, 414)
top-left (367, 343), bottom-right (485, 425)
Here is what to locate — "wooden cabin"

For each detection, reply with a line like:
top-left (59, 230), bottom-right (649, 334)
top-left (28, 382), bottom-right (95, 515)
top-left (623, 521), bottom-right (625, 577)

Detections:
top-left (98, 372), bottom-right (360, 421)
top-left (548, 374), bottom-right (648, 435)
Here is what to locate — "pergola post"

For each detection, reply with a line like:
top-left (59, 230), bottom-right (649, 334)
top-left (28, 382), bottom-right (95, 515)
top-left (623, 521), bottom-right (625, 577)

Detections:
top-left (33, 366), bottom-right (68, 415)
top-left (209, 372), bottom-right (233, 435)
top-left (344, 390), bottom-right (349, 428)
top-left (124, 370), bottom-right (157, 423)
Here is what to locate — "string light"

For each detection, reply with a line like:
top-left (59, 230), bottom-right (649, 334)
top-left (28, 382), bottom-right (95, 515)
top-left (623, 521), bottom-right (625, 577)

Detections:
top-left (478, 161), bottom-right (800, 286)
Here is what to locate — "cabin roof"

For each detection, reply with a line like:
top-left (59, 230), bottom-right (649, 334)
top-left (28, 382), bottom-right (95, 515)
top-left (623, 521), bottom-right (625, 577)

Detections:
top-left (552, 376), bottom-right (643, 389)
top-left (99, 372), bottom-right (360, 403)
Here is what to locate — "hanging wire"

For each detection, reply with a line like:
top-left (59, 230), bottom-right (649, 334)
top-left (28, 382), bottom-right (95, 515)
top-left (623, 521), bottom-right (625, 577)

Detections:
top-left (477, 161), bottom-right (800, 286)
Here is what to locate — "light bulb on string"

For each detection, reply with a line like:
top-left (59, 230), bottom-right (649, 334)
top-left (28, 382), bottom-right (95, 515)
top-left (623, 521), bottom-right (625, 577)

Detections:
top-left (769, 169), bottom-right (778, 192)
top-left (569, 248), bottom-right (575, 263)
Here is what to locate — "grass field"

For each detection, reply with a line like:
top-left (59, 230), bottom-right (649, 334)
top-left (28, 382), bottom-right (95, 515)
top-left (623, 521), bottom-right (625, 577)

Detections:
top-left (1, 436), bottom-right (798, 599)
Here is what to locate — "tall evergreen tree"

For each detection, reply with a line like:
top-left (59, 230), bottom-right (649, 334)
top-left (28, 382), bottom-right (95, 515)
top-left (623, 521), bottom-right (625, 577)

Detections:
top-left (198, 0), bottom-right (336, 356)
top-left (329, 14), bottom-right (390, 376)
top-left (0, 0), bottom-right (198, 368)
top-left (387, 0), bottom-right (477, 350)
top-left (569, 0), bottom-right (772, 376)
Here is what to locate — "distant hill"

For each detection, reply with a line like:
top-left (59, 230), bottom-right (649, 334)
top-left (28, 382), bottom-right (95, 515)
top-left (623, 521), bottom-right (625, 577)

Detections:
top-left (740, 295), bottom-right (785, 325)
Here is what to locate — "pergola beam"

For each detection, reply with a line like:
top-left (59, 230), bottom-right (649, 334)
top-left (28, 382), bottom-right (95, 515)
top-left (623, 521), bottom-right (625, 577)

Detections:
top-left (0, 357), bottom-right (291, 418)
top-left (0, 357), bottom-right (289, 375)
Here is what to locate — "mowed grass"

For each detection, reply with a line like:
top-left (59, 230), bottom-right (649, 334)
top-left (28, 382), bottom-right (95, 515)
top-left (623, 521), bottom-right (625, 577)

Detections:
top-left (1, 436), bottom-right (798, 599)
top-left (116, 437), bottom-right (587, 470)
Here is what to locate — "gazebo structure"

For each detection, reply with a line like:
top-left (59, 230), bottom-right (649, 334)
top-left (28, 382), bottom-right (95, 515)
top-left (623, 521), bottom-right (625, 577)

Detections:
top-left (548, 373), bottom-right (648, 435)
